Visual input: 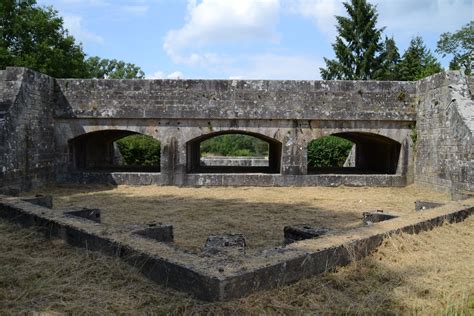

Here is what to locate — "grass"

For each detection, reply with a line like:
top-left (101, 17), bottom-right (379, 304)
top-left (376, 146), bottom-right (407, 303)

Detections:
top-left (0, 185), bottom-right (471, 314)
top-left (28, 184), bottom-right (451, 253)
top-left (0, 213), bottom-right (472, 314)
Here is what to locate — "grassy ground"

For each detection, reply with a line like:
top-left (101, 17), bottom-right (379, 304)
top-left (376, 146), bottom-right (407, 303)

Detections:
top-left (0, 214), bottom-right (472, 314)
top-left (0, 185), bottom-right (471, 314)
top-left (28, 185), bottom-right (451, 253)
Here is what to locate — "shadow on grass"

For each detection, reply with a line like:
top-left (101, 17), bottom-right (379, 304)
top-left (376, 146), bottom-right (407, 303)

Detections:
top-left (31, 186), bottom-right (367, 253)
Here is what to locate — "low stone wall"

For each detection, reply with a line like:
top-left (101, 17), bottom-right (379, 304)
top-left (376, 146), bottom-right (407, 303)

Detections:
top-left (1, 194), bottom-right (472, 301)
top-left (201, 157), bottom-right (269, 167)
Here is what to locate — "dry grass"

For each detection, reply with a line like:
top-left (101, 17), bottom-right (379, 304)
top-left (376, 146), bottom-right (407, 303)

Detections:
top-left (28, 184), bottom-right (451, 253)
top-left (0, 213), bottom-right (473, 314)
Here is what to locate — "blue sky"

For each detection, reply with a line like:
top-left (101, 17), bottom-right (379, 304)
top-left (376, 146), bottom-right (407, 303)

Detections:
top-left (37, 0), bottom-right (472, 80)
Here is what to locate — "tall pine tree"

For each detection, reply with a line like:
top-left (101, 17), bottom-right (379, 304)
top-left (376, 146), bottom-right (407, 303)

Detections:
top-left (373, 37), bottom-right (400, 80)
top-left (397, 36), bottom-right (442, 81)
top-left (320, 0), bottom-right (385, 80)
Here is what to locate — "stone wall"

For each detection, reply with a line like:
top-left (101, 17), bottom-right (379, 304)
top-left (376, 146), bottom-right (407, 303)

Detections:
top-left (0, 68), bottom-right (56, 191)
top-left (201, 157), bottom-right (269, 167)
top-left (415, 71), bottom-right (474, 199)
top-left (0, 67), bottom-right (472, 197)
top-left (54, 78), bottom-right (417, 121)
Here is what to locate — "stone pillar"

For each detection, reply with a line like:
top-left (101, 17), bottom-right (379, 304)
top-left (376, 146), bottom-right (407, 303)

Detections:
top-left (280, 125), bottom-right (306, 175)
top-left (160, 136), bottom-right (179, 185)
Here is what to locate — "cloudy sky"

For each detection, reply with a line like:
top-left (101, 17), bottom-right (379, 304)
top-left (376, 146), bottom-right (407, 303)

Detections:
top-left (37, 0), bottom-right (472, 80)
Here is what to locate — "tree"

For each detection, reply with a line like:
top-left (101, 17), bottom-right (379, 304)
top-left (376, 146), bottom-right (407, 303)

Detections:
top-left (86, 57), bottom-right (145, 79)
top-left (0, 0), bottom-right (145, 79)
top-left (397, 36), bottom-right (443, 81)
top-left (320, 0), bottom-right (385, 80)
top-left (374, 37), bottom-right (400, 80)
top-left (436, 21), bottom-right (473, 75)
top-left (0, 0), bottom-right (89, 78)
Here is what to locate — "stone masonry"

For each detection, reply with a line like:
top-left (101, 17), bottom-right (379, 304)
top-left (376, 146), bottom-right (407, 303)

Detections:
top-left (0, 67), bottom-right (472, 198)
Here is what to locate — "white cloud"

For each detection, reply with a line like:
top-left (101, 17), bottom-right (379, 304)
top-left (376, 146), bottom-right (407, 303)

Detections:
top-left (228, 54), bottom-right (322, 80)
top-left (163, 0), bottom-right (280, 66)
top-left (147, 70), bottom-right (185, 79)
top-left (63, 15), bottom-right (104, 44)
top-left (287, 0), bottom-right (343, 38)
top-left (374, 0), bottom-right (473, 39)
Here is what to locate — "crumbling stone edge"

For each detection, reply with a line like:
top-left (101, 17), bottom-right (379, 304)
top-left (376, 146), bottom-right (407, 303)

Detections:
top-left (0, 195), bottom-right (472, 301)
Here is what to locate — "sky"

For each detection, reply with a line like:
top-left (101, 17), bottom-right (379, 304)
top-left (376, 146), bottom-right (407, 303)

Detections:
top-left (37, 0), bottom-right (473, 80)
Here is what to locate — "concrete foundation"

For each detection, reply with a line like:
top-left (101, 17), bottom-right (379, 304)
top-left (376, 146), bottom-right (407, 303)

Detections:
top-left (1, 195), bottom-right (472, 301)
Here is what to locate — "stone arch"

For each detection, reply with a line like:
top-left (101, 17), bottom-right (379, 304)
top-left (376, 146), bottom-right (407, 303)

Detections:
top-left (307, 132), bottom-right (402, 174)
top-left (68, 129), bottom-right (161, 172)
top-left (186, 130), bottom-right (282, 173)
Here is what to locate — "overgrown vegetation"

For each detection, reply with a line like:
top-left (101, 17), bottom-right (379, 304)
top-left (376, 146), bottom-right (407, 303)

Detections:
top-left (200, 134), bottom-right (268, 157)
top-left (116, 135), bottom-right (160, 167)
top-left (307, 136), bottom-right (353, 168)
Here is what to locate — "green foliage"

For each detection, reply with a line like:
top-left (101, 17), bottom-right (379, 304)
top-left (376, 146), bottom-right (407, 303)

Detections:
top-left (200, 134), bottom-right (268, 157)
top-left (374, 37), bottom-right (401, 80)
top-left (86, 57), bottom-right (145, 79)
top-left (436, 21), bottom-right (473, 75)
top-left (0, 0), bottom-right (145, 79)
top-left (397, 37), bottom-right (443, 81)
top-left (0, 0), bottom-right (89, 78)
top-left (307, 136), bottom-right (353, 168)
top-left (320, 0), bottom-right (385, 80)
top-left (116, 135), bottom-right (160, 167)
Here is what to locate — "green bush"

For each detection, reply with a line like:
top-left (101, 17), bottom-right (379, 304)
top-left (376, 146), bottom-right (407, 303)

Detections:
top-left (116, 135), bottom-right (160, 166)
top-left (307, 136), bottom-right (353, 168)
top-left (200, 134), bottom-right (268, 157)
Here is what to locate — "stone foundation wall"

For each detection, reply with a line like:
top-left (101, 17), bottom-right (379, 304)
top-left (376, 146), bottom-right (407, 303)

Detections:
top-left (0, 68), bottom-right (56, 191)
top-left (415, 72), bottom-right (474, 199)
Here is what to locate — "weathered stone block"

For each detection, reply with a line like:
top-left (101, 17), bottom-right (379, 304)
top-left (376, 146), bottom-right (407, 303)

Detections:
top-left (202, 234), bottom-right (246, 256)
top-left (132, 223), bottom-right (173, 242)
top-left (21, 195), bottom-right (53, 209)
top-left (362, 210), bottom-right (398, 225)
top-left (64, 208), bottom-right (101, 223)
top-left (283, 224), bottom-right (329, 244)
top-left (415, 200), bottom-right (444, 211)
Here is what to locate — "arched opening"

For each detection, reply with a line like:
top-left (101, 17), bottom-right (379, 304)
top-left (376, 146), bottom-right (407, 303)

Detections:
top-left (69, 130), bottom-right (161, 172)
top-left (307, 132), bottom-right (401, 174)
top-left (186, 131), bottom-right (282, 173)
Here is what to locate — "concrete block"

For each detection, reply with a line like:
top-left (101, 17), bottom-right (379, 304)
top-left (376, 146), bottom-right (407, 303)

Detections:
top-left (203, 234), bottom-right (246, 256)
top-left (283, 224), bottom-right (329, 244)
top-left (362, 210), bottom-right (398, 225)
top-left (64, 208), bottom-right (101, 223)
top-left (132, 223), bottom-right (173, 242)
top-left (21, 195), bottom-right (53, 209)
top-left (415, 200), bottom-right (445, 211)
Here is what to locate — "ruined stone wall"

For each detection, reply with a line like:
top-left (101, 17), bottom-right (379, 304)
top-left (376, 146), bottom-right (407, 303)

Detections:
top-left (0, 68), bottom-right (56, 191)
top-left (415, 71), bottom-right (474, 199)
top-left (3, 67), bottom-right (473, 196)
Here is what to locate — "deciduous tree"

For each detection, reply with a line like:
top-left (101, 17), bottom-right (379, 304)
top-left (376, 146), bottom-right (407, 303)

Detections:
top-left (436, 21), bottom-right (473, 75)
top-left (0, 0), bottom-right (88, 78)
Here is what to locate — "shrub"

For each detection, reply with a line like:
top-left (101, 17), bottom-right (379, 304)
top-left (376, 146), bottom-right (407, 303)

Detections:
top-left (200, 134), bottom-right (268, 157)
top-left (116, 135), bottom-right (160, 167)
top-left (307, 136), bottom-right (353, 168)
